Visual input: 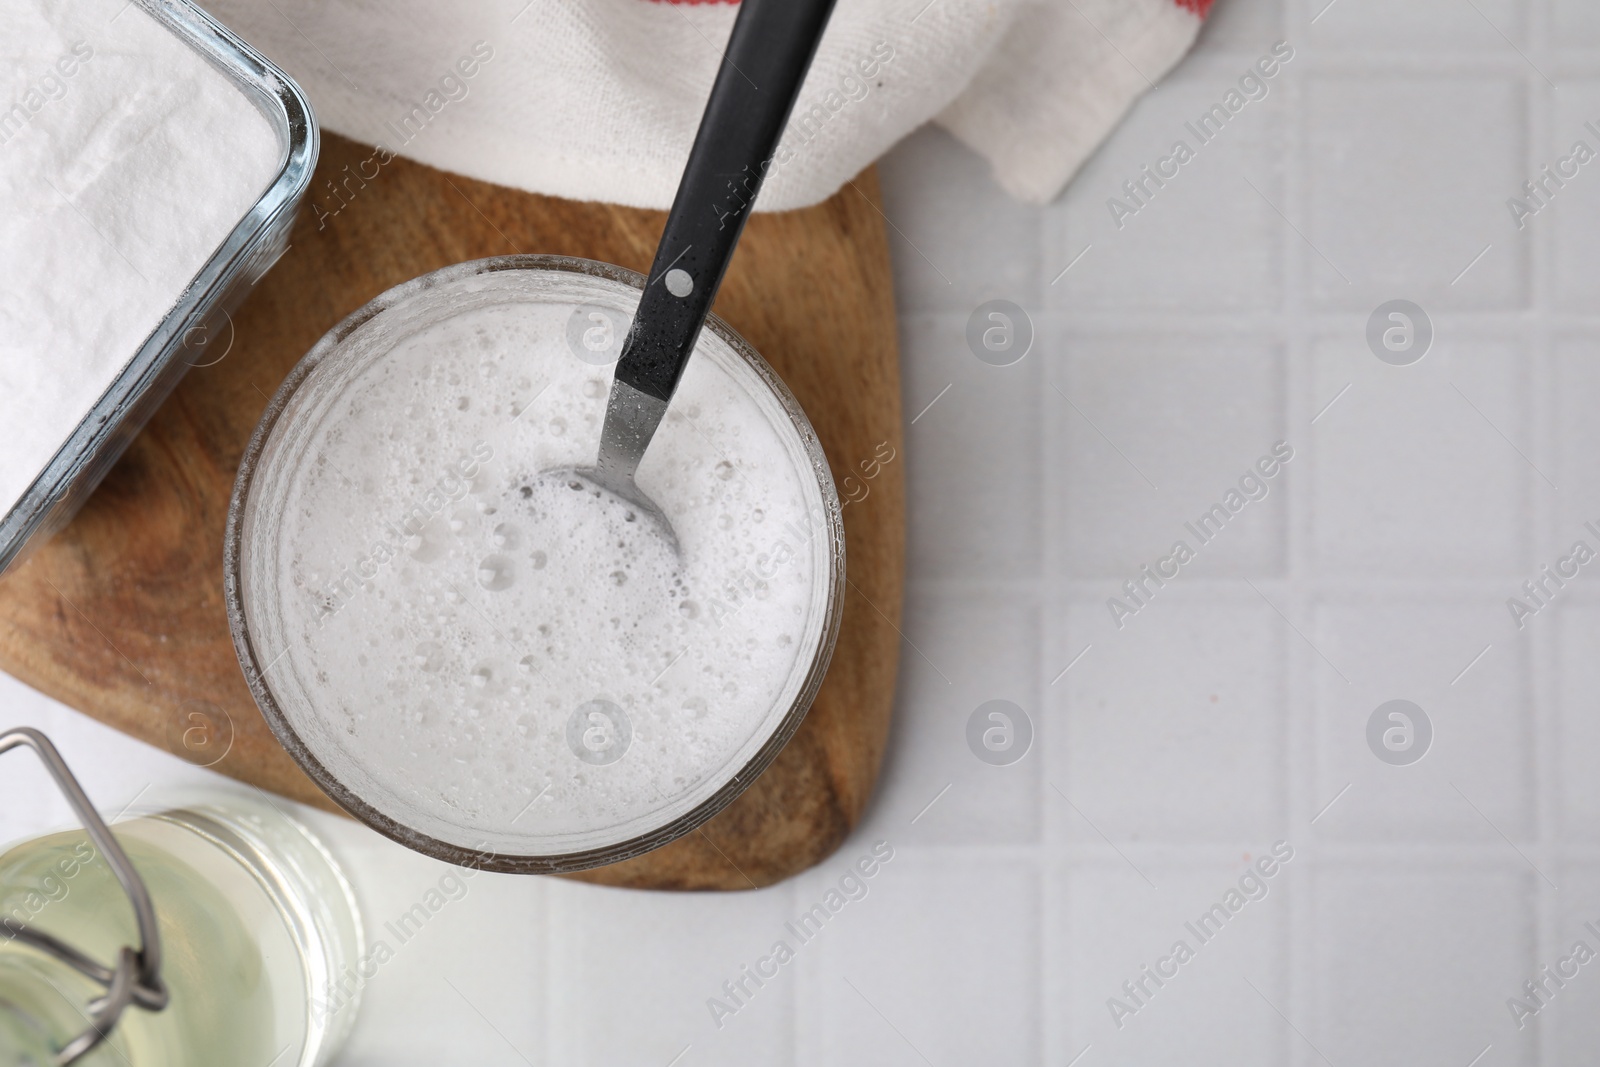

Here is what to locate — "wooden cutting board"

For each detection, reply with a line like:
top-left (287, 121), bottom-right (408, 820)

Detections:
top-left (0, 132), bottom-right (903, 891)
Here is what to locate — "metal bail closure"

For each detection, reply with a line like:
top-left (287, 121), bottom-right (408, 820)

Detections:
top-left (0, 728), bottom-right (167, 1064)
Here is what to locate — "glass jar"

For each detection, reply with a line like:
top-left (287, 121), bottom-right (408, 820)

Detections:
top-left (0, 756), bottom-right (362, 1067)
top-left (225, 256), bottom-right (845, 874)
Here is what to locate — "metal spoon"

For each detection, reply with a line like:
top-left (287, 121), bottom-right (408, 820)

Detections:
top-left (547, 0), bottom-right (838, 553)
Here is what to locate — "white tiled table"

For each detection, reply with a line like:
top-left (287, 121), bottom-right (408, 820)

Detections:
top-left (5, 0), bottom-right (1598, 1062)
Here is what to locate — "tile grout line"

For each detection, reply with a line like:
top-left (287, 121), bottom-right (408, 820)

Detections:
top-left (1282, 3), bottom-right (1314, 1057)
top-left (1031, 173), bottom-right (1055, 1065)
top-left (1527, 7), bottom-right (1559, 1048)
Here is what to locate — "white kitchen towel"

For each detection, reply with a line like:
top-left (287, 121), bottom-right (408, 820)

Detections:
top-left (198, 0), bottom-right (1214, 210)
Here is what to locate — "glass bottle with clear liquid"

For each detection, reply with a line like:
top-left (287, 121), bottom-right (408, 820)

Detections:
top-left (0, 731), bottom-right (363, 1067)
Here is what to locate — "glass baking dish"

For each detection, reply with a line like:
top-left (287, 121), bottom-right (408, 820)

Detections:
top-left (0, 0), bottom-right (318, 576)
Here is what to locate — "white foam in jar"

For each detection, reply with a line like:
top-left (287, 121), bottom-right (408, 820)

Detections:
top-left (238, 264), bottom-right (840, 859)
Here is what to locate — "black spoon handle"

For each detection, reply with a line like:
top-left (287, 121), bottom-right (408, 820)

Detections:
top-left (614, 0), bottom-right (839, 404)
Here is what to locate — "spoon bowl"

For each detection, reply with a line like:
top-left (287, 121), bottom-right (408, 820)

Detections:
top-left (531, 466), bottom-right (679, 559)
top-left (552, 373), bottom-right (679, 555)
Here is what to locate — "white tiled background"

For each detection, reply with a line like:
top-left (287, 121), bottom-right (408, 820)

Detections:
top-left (5, 0), bottom-right (1600, 1062)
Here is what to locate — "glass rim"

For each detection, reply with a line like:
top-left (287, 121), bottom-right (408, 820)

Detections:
top-left (223, 254), bottom-right (847, 876)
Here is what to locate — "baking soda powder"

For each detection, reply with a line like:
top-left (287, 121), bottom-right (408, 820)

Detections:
top-left (0, 0), bottom-right (278, 515)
